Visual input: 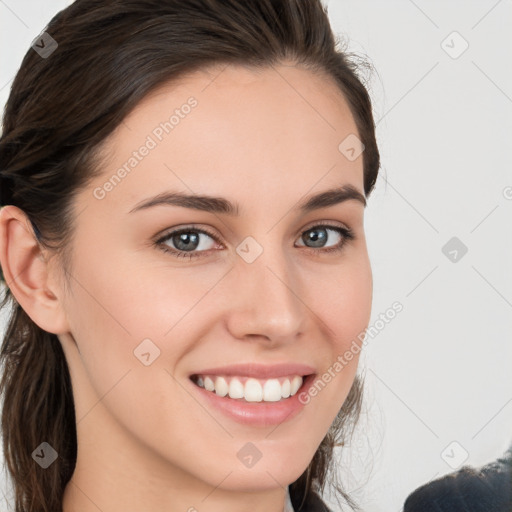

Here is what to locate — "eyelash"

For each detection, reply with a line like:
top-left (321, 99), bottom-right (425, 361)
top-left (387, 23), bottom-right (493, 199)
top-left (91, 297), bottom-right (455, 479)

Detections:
top-left (154, 223), bottom-right (355, 260)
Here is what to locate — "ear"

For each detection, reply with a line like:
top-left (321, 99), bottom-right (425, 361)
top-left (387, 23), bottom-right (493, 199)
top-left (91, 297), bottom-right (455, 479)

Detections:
top-left (0, 205), bottom-right (70, 334)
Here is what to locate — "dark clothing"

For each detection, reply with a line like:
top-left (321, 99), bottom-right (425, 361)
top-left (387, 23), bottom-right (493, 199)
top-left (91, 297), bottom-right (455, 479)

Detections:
top-left (403, 444), bottom-right (512, 512)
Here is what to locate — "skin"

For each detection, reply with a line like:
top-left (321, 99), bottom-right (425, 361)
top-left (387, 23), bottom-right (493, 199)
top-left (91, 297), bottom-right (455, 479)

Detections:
top-left (0, 62), bottom-right (372, 512)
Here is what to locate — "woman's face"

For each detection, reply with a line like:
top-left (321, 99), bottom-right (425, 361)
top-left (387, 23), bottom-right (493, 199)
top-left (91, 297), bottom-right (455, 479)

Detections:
top-left (56, 63), bottom-right (372, 497)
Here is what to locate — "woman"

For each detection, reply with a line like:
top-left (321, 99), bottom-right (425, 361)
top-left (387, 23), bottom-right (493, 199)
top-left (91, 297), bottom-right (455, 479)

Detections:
top-left (0, 1), bottom-right (380, 511)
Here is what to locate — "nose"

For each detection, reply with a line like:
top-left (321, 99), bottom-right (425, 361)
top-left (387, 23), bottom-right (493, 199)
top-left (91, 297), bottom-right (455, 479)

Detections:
top-left (222, 245), bottom-right (309, 346)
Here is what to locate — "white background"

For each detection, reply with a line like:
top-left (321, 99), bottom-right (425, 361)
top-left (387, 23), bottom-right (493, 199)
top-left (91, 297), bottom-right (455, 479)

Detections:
top-left (1, 1), bottom-right (511, 511)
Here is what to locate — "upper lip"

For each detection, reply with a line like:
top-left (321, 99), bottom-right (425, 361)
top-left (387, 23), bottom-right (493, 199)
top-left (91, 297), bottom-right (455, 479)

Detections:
top-left (190, 363), bottom-right (316, 379)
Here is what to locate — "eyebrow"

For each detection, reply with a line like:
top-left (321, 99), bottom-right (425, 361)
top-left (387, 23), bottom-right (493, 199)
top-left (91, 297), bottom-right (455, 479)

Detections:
top-left (128, 183), bottom-right (366, 215)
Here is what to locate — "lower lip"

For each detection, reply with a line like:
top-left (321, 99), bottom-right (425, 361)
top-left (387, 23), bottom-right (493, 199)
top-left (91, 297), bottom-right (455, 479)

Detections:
top-left (189, 374), bottom-right (316, 427)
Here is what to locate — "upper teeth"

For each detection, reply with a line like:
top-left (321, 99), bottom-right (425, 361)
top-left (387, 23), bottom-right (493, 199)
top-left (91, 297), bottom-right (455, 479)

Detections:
top-left (194, 375), bottom-right (304, 402)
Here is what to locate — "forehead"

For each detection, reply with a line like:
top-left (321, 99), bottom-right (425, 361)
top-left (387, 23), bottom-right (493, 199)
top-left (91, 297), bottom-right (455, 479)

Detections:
top-left (84, 63), bottom-right (364, 216)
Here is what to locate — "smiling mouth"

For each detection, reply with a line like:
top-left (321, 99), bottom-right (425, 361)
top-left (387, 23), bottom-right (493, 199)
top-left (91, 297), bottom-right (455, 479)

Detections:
top-left (190, 373), bottom-right (312, 403)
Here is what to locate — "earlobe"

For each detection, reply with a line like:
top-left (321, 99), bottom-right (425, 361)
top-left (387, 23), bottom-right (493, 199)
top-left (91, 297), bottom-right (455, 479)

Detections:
top-left (0, 205), bottom-right (70, 335)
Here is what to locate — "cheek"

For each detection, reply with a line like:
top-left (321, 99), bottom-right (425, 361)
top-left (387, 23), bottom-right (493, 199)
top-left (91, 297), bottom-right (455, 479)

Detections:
top-left (63, 244), bottom-right (231, 394)
top-left (62, 251), bottom-right (216, 458)
top-left (67, 238), bottom-right (207, 337)
top-left (300, 255), bottom-right (371, 415)
top-left (311, 253), bottom-right (373, 349)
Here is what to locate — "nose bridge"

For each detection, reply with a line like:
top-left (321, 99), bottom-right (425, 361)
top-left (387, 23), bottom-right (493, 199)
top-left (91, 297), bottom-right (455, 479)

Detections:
top-left (225, 237), bottom-right (306, 342)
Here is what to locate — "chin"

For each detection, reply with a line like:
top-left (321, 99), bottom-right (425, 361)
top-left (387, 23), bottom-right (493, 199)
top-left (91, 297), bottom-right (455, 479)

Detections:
top-left (209, 454), bottom-right (312, 492)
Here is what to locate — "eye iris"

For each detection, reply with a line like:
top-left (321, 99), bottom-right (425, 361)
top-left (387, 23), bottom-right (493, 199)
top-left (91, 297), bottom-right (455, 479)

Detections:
top-left (174, 231), bottom-right (199, 251)
top-left (304, 227), bottom-right (327, 248)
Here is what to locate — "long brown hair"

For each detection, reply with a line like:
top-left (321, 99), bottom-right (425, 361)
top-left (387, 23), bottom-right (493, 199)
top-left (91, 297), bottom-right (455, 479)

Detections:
top-left (0, 1), bottom-right (380, 510)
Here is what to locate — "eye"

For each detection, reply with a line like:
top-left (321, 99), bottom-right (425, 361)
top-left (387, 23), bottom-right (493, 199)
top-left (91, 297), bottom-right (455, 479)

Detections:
top-left (295, 224), bottom-right (355, 255)
top-left (154, 223), bottom-right (355, 260)
top-left (155, 226), bottom-right (220, 260)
